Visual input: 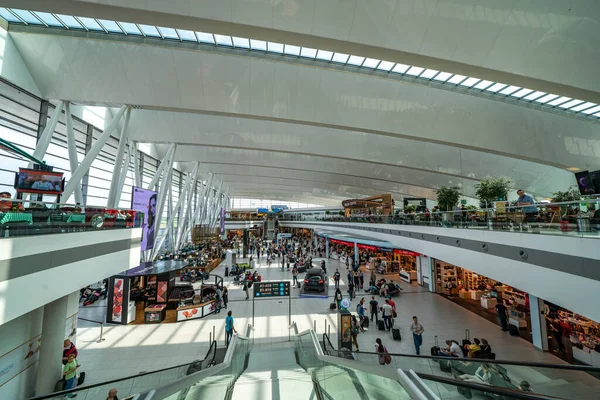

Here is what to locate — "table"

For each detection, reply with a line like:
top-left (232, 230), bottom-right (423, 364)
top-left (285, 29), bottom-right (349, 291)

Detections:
top-left (0, 212), bottom-right (33, 225)
top-left (66, 214), bottom-right (86, 224)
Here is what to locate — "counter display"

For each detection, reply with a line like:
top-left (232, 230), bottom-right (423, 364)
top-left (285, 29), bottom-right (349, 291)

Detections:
top-left (399, 269), bottom-right (417, 283)
top-left (144, 304), bottom-right (166, 323)
top-left (176, 300), bottom-right (217, 322)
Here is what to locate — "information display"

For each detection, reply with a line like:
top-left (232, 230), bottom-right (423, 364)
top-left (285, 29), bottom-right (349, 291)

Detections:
top-left (254, 281), bottom-right (290, 298)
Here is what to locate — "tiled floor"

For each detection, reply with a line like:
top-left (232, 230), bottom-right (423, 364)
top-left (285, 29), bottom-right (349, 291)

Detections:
top-left (76, 255), bottom-right (566, 387)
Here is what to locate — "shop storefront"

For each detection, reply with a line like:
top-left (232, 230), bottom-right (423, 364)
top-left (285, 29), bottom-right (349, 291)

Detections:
top-left (433, 259), bottom-right (532, 342)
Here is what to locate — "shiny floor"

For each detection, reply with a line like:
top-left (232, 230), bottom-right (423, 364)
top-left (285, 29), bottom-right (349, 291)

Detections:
top-left (76, 255), bottom-right (564, 387)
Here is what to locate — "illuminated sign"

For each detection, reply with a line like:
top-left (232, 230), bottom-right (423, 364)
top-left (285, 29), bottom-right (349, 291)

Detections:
top-left (254, 281), bottom-right (290, 298)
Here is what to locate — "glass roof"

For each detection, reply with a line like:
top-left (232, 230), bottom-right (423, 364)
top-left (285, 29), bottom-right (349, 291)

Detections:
top-left (1, 7), bottom-right (599, 121)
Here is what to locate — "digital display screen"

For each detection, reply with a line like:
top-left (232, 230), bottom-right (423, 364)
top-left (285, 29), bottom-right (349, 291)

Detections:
top-left (575, 171), bottom-right (597, 195)
top-left (131, 187), bottom-right (157, 251)
top-left (15, 168), bottom-right (64, 194)
top-left (253, 281), bottom-right (290, 298)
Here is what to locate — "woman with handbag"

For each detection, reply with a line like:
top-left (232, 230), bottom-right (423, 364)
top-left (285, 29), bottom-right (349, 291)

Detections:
top-left (375, 338), bottom-right (391, 365)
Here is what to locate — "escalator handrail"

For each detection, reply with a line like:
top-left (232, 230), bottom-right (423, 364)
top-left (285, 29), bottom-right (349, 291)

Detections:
top-left (28, 340), bottom-right (218, 400)
top-left (322, 333), bottom-right (600, 372)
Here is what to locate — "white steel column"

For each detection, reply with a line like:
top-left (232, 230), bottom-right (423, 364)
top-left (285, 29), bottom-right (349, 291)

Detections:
top-left (198, 174), bottom-right (214, 228)
top-left (147, 143), bottom-right (175, 190)
top-left (154, 178), bottom-right (188, 256)
top-left (151, 144), bottom-right (176, 255)
top-left (61, 105), bottom-right (127, 202)
top-left (173, 171), bottom-right (192, 250)
top-left (177, 162), bottom-right (199, 247)
top-left (187, 173), bottom-right (210, 239)
top-left (208, 181), bottom-right (223, 228)
top-left (107, 107), bottom-right (131, 207)
top-left (132, 141), bottom-right (141, 187)
top-left (64, 103), bottom-right (84, 205)
top-left (114, 139), bottom-right (133, 208)
top-left (29, 101), bottom-right (64, 168)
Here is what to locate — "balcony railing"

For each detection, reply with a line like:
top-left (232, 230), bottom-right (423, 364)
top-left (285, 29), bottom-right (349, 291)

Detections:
top-left (279, 200), bottom-right (600, 239)
top-left (0, 198), bottom-right (143, 238)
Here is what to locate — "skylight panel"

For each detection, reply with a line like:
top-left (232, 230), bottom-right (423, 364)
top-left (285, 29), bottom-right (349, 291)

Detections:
top-left (361, 58), bottom-right (380, 68)
top-left (331, 53), bottom-right (349, 63)
top-left (405, 66), bottom-right (425, 76)
top-left (315, 50), bottom-right (334, 61)
top-left (118, 22), bottom-right (142, 35)
top-left (283, 45), bottom-right (300, 56)
top-left (11, 9), bottom-right (42, 24)
top-left (97, 19), bottom-right (123, 33)
top-left (473, 80), bottom-right (494, 90)
top-left (447, 74), bottom-right (467, 84)
top-left (346, 55), bottom-right (365, 66)
top-left (547, 96), bottom-right (571, 106)
top-left (432, 71), bottom-right (452, 81)
top-left (391, 64), bottom-right (410, 74)
top-left (535, 93), bottom-right (559, 104)
top-left (177, 29), bottom-right (198, 42)
top-left (459, 77), bottom-right (480, 87)
top-left (376, 61), bottom-right (395, 71)
top-left (593, 112), bottom-right (600, 118)
top-left (137, 24), bottom-right (160, 37)
top-left (558, 99), bottom-right (584, 109)
top-left (267, 42), bottom-right (284, 53)
top-left (419, 69), bottom-right (438, 79)
top-left (76, 17), bottom-right (104, 31)
top-left (570, 102), bottom-right (596, 112)
top-left (510, 88), bottom-right (533, 98)
top-left (33, 12), bottom-right (64, 27)
top-left (56, 14), bottom-right (84, 29)
top-left (196, 32), bottom-right (215, 44)
top-left (300, 47), bottom-right (317, 58)
top-left (214, 34), bottom-right (233, 46)
top-left (499, 85), bottom-right (521, 95)
top-left (250, 40), bottom-right (267, 51)
top-left (581, 105), bottom-right (600, 115)
top-left (485, 83), bottom-right (508, 93)
top-left (231, 37), bottom-right (249, 48)
top-left (0, 8), bottom-right (21, 23)
top-left (523, 91), bottom-right (546, 101)
top-left (159, 27), bottom-right (180, 40)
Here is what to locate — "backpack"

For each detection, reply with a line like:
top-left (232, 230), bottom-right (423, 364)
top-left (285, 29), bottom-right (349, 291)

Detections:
top-left (352, 325), bottom-right (360, 335)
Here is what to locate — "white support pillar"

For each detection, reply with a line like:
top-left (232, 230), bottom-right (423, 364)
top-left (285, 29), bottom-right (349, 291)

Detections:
top-left (114, 139), bottom-right (132, 208)
top-left (187, 173), bottom-right (210, 239)
top-left (154, 181), bottom-right (188, 256)
top-left (151, 144), bottom-right (176, 255)
top-left (167, 183), bottom-right (174, 251)
top-left (326, 237), bottom-right (330, 258)
top-left (107, 107), bottom-right (132, 207)
top-left (29, 101), bottom-right (64, 168)
top-left (177, 163), bottom-right (199, 247)
top-left (147, 143), bottom-right (175, 190)
top-left (173, 171), bottom-right (192, 250)
top-left (34, 295), bottom-right (68, 396)
top-left (213, 186), bottom-right (229, 231)
top-left (354, 242), bottom-right (359, 267)
top-left (64, 103), bottom-right (84, 205)
top-left (61, 105), bottom-right (127, 202)
top-left (209, 181), bottom-right (223, 228)
top-left (132, 141), bottom-right (141, 188)
top-left (529, 295), bottom-right (549, 351)
top-left (198, 175), bottom-right (214, 227)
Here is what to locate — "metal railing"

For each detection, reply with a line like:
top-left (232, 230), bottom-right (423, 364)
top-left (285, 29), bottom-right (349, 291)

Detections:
top-left (279, 199), bottom-right (600, 238)
top-left (76, 317), bottom-right (107, 343)
top-left (0, 198), bottom-right (142, 238)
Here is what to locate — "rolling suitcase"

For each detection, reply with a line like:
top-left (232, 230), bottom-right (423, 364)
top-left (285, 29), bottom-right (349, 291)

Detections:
top-left (509, 324), bottom-right (520, 336)
top-left (392, 328), bottom-right (401, 341)
top-left (330, 302), bottom-right (337, 310)
top-left (378, 320), bottom-right (385, 331)
top-left (461, 329), bottom-right (471, 357)
top-left (431, 335), bottom-right (441, 356)
top-left (361, 317), bottom-right (369, 329)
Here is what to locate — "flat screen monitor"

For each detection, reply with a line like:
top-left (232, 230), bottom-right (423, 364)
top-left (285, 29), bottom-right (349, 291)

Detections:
top-left (14, 168), bottom-right (64, 195)
top-left (131, 187), bottom-right (157, 251)
top-left (575, 171), bottom-right (597, 195)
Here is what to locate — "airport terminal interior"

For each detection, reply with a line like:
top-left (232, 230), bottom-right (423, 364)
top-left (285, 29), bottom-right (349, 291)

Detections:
top-left (0, 1), bottom-right (599, 400)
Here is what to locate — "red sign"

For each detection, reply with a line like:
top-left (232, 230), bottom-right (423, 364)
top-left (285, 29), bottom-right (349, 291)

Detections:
top-left (358, 244), bottom-right (380, 251)
top-left (330, 239), bottom-right (354, 246)
top-left (394, 249), bottom-right (421, 257)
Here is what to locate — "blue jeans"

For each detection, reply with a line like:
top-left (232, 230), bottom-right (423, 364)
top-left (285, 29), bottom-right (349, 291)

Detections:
top-left (226, 330), bottom-right (233, 346)
top-left (413, 333), bottom-right (423, 355)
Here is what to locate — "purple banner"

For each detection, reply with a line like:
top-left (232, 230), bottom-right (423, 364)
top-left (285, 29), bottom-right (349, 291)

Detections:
top-left (131, 187), bottom-right (157, 251)
top-left (220, 207), bottom-right (225, 233)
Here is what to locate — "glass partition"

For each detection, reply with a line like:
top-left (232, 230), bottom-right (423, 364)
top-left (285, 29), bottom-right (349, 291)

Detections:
top-left (0, 198), bottom-right (142, 238)
top-left (277, 200), bottom-right (600, 239)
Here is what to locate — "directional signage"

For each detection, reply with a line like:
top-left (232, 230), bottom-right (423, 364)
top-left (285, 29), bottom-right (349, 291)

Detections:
top-left (254, 281), bottom-right (290, 298)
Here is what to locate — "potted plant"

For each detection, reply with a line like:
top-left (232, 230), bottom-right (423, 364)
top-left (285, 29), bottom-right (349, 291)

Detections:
top-left (551, 189), bottom-right (581, 215)
top-left (474, 177), bottom-right (512, 208)
top-left (436, 186), bottom-right (461, 212)
top-left (404, 205), bottom-right (416, 213)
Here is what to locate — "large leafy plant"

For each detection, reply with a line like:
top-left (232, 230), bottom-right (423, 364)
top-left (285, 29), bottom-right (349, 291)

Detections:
top-left (474, 177), bottom-right (512, 208)
top-left (551, 189), bottom-right (581, 203)
top-left (436, 186), bottom-right (461, 211)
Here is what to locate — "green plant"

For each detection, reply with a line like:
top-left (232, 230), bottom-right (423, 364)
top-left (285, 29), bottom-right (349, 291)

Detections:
top-left (338, 211), bottom-right (344, 216)
top-left (325, 210), bottom-right (330, 215)
top-left (551, 189), bottom-right (581, 203)
top-left (404, 204), bottom-right (416, 213)
top-left (474, 177), bottom-right (513, 208)
top-left (465, 205), bottom-right (478, 211)
top-left (436, 186), bottom-right (461, 211)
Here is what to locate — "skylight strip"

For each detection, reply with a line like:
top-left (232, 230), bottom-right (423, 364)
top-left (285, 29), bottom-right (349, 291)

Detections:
top-left (232, 37), bottom-right (250, 48)
top-left (315, 50), bottom-right (333, 61)
top-left (499, 85), bottom-right (521, 95)
top-left (196, 32), bottom-right (215, 44)
top-left (510, 88), bottom-right (534, 98)
top-left (284, 45), bottom-right (301, 56)
top-left (485, 83), bottom-right (508, 93)
top-left (473, 80), bottom-right (494, 90)
top-left (523, 91), bottom-right (546, 101)
top-left (547, 96), bottom-right (571, 107)
top-left (570, 102), bottom-right (596, 113)
top-left (405, 66), bottom-right (425, 76)
top-left (459, 77), bottom-right (480, 87)
top-left (0, 8), bottom-right (21, 23)
top-left (376, 61), bottom-right (395, 72)
top-left (76, 17), bottom-right (105, 32)
top-left (267, 42), bottom-right (284, 54)
top-left (250, 39), bottom-right (267, 51)
top-left (581, 105), bottom-right (600, 115)
top-left (32, 12), bottom-right (63, 28)
top-left (447, 75), bottom-right (467, 84)
top-left (362, 58), bottom-right (380, 69)
top-left (391, 64), bottom-right (410, 74)
top-left (558, 99), bottom-right (584, 109)
top-left (56, 14), bottom-right (84, 29)
top-left (535, 94), bottom-right (559, 104)
top-left (432, 72), bottom-right (453, 82)
top-left (419, 69), bottom-right (439, 79)
top-left (300, 47), bottom-right (317, 59)
top-left (347, 55), bottom-right (365, 66)
top-left (331, 53), bottom-right (349, 64)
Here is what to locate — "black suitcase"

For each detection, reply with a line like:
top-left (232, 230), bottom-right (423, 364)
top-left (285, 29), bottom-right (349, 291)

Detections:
top-left (378, 320), bottom-right (385, 331)
top-left (77, 371), bottom-right (86, 386)
top-left (361, 318), bottom-right (369, 328)
top-left (392, 328), bottom-right (401, 341)
top-left (509, 324), bottom-right (520, 336)
top-left (431, 335), bottom-right (440, 356)
top-left (330, 302), bottom-right (337, 310)
top-left (461, 329), bottom-right (471, 356)
top-left (54, 378), bottom-right (66, 392)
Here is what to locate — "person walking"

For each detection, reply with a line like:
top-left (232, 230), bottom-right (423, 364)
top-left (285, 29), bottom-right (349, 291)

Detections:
top-left (369, 296), bottom-right (379, 323)
top-left (62, 339), bottom-right (78, 365)
top-left (359, 270), bottom-right (364, 289)
top-left (375, 338), bottom-right (391, 365)
top-left (292, 266), bottom-right (299, 287)
top-left (215, 287), bottom-right (222, 314)
top-left (351, 315), bottom-right (361, 352)
top-left (225, 310), bottom-right (237, 347)
top-left (357, 298), bottom-right (367, 332)
top-left (353, 271), bottom-right (360, 289)
top-left (410, 316), bottom-right (424, 355)
top-left (62, 353), bottom-right (79, 397)
top-left (348, 280), bottom-right (355, 300)
top-left (333, 269), bottom-right (341, 289)
top-left (222, 287), bottom-right (228, 309)
top-left (243, 279), bottom-right (250, 300)
top-left (381, 300), bottom-right (393, 331)
top-left (369, 272), bottom-right (376, 288)
top-left (495, 301), bottom-right (509, 331)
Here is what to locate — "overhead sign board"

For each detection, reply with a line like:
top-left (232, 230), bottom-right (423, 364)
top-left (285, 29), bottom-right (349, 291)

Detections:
top-left (253, 281), bottom-right (290, 298)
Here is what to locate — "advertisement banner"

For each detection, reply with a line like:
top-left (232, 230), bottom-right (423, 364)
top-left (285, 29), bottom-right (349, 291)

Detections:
top-left (111, 278), bottom-right (124, 323)
top-left (0, 335), bottom-right (41, 387)
top-left (131, 187), bottom-right (157, 251)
